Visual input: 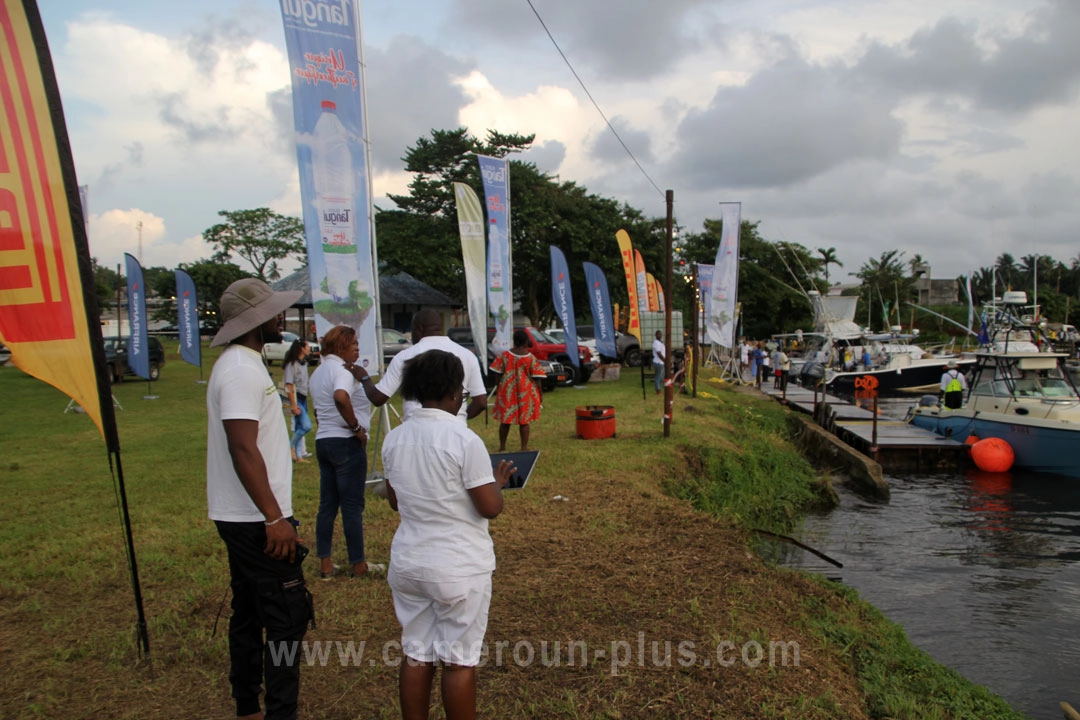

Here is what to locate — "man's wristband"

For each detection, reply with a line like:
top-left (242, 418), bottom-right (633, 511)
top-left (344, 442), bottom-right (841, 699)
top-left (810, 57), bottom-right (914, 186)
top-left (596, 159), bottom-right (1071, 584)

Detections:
top-left (265, 515), bottom-right (286, 527)
top-left (350, 423), bottom-right (363, 433)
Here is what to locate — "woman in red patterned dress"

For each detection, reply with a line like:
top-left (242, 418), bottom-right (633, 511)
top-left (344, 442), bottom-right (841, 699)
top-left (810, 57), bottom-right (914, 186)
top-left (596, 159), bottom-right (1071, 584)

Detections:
top-left (490, 329), bottom-right (546, 452)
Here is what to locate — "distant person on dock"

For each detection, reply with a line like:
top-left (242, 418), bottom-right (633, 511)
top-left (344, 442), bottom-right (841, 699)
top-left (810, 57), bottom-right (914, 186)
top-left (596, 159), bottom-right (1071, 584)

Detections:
top-left (940, 360), bottom-right (968, 409)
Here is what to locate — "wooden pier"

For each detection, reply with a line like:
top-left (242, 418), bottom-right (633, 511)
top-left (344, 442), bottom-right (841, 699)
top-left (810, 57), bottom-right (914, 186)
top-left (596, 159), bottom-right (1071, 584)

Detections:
top-left (762, 384), bottom-right (967, 472)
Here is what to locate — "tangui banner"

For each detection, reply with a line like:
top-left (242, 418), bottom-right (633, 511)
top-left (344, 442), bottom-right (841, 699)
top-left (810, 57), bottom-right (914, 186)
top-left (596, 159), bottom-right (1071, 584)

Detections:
top-left (454, 181), bottom-right (488, 370)
top-left (709, 202), bottom-right (741, 348)
top-left (0, 0), bottom-right (114, 439)
top-left (175, 269), bottom-right (201, 368)
top-left (279, 0), bottom-right (379, 371)
top-left (123, 254), bottom-right (150, 380)
top-left (478, 154), bottom-right (512, 354)
top-left (614, 229), bottom-right (640, 342)
top-left (583, 262), bottom-right (617, 359)
top-left (697, 263), bottom-right (721, 344)
top-left (549, 246), bottom-right (579, 367)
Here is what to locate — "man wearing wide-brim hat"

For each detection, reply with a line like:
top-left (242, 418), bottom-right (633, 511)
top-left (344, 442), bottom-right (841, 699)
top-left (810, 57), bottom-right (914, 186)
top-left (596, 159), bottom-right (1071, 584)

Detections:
top-left (206, 278), bottom-right (311, 720)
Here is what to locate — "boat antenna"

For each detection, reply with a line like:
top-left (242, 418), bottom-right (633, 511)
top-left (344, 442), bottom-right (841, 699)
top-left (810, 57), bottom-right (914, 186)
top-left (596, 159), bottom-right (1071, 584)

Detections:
top-left (771, 242), bottom-right (811, 298)
top-left (906, 302), bottom-right (977, 336)
top-left (788, 242), bottom-right (819, 294)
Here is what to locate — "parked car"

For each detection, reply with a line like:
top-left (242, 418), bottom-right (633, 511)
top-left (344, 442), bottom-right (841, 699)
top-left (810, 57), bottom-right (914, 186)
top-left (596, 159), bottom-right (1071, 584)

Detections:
top-left (544, 327), bottom-right (599, 364)
top-left (489, 326), bottom-right (594, 385)
top-left (446, 327), bottom-right (566, 392)
top-left (262, 331), bottom-right (321, 366)
top-left (381, 328), bottom-right (413, 364)
top-left (103, 336), bottom-right (165, 382)
top-left (576, 324), bottom-right (639, 365)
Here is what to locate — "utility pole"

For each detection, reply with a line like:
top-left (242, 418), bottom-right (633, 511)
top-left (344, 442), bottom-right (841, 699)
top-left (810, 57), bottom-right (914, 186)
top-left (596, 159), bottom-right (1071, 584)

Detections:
top-left (663, 190), bottom-right (674, 438)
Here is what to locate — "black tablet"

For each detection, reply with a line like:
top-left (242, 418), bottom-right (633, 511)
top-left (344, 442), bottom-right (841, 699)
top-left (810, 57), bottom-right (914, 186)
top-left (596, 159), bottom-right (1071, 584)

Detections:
top-left (490, 450), bottom-right (539, 490)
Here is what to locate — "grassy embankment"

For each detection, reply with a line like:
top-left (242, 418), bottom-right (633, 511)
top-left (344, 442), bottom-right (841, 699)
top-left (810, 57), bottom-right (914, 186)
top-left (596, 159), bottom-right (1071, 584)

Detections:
top-left (0, 346), bottom-right (1025, 719)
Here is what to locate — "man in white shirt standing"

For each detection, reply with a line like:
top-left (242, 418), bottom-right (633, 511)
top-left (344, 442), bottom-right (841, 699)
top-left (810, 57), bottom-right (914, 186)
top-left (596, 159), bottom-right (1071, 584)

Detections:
top-left (207, 278), bottom-right (310, 720)
top-left (652, 330), bottom-right (666, 395)
top-left (356, 308), bottom-right (487, 422)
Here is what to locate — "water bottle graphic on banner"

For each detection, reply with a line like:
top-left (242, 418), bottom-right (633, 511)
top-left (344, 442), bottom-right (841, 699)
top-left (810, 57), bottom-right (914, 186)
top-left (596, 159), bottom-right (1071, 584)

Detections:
top-left (313, 100), bottom-right (357, 304)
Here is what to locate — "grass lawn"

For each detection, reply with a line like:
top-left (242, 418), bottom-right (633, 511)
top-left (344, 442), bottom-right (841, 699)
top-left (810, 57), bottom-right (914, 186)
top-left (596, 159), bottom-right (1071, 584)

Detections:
top-left (0, 344), bottom-right (1026, 719)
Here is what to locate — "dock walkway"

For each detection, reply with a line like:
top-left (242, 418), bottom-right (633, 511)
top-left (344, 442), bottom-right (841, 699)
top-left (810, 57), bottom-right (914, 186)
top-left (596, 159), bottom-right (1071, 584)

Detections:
top-left (761, 383), bottom-right (966, 472)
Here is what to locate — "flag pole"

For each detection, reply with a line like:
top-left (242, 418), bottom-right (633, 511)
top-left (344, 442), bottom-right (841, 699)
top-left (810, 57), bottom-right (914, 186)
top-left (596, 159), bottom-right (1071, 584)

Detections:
top-left (24, 0), bottom-right (151, 659)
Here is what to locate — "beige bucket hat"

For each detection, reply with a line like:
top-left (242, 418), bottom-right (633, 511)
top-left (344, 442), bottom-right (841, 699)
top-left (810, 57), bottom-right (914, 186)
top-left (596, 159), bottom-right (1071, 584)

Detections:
top-left (210, 278), bottom-right (303, 348)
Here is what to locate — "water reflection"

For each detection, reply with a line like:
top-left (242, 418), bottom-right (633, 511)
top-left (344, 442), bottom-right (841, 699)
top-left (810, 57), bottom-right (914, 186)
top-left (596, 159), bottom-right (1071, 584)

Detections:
top-left (773, 470), bottom-right (1080, 720)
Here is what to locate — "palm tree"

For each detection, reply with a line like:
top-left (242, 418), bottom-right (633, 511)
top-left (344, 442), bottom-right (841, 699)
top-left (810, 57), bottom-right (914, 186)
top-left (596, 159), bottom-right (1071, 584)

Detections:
top-left (817, 247), bottom-right (843, 288)
top-left (995, 253), bottom-right (1017, 291)
top-left (908, 253), bottom-right (928, 277)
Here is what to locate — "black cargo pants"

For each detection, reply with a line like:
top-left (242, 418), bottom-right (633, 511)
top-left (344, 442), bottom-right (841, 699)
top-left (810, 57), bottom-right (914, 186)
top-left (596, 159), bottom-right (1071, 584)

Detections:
top-left (215, 520), bottom-right (313, 720)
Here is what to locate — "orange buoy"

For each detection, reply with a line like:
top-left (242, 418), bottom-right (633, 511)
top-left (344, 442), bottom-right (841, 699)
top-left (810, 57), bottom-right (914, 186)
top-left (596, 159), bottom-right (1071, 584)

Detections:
top-left (964, 435), bottom-right (980, 456)
top-left (970, 437), bottom-right (1014, 473)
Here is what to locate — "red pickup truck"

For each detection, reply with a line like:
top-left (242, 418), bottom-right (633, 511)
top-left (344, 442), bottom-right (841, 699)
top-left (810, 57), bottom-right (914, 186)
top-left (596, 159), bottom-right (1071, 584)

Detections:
top-left (490, 326), bottom-right (595, 385)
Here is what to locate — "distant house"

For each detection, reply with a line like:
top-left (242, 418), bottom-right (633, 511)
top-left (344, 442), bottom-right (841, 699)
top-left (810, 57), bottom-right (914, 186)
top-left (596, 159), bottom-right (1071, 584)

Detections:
top-left (911, 265), bottom-right (958, 305)
top-left (271, 269), bottom-right (461, 338)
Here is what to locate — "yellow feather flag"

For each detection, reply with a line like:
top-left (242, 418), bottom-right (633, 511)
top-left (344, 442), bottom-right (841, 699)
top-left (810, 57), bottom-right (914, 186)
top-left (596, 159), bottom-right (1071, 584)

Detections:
top-left (0, 0), bottom-right (113, 442)
top-left (615, 229), bottom-right (641, 342)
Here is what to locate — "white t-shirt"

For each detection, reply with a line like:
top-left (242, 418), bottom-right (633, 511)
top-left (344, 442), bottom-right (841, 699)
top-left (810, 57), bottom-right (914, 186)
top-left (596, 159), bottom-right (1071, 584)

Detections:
top-left (651, 338), bottom-right (665, 364)
top-left (309, 354), bottom-right (372, 440)
top-left (375, 335), bottom-right (487, 422)
top-left (382, 407), bottom-right (496, 580)
top-left (283, 360), bottom-right (309, 397)
top-left (206, 344), bottom-right (293, 522)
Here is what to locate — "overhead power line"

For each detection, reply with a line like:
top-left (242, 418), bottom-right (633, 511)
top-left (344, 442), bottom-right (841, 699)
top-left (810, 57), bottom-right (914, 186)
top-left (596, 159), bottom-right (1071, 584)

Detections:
top-left (524, 0), bottom-right (666, 199)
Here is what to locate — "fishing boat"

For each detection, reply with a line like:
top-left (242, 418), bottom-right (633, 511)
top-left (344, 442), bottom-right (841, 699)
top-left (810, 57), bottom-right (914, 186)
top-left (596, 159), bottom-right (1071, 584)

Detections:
top-left (794, 292), bottom-right (972, 395)
top-left (908, 292), bottom-right (1080, 477)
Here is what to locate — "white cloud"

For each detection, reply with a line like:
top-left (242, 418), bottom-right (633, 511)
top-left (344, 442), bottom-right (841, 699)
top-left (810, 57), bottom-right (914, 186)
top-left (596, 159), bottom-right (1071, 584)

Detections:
top-left (89, 209), bottom-right (209, 269)
top-left (56, 16), bottom-right (296, 268)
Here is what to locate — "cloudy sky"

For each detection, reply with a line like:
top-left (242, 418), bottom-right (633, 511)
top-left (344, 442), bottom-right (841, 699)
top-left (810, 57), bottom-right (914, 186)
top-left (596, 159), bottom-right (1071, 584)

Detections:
top-left (39, 0), bottom-right (1080, 282)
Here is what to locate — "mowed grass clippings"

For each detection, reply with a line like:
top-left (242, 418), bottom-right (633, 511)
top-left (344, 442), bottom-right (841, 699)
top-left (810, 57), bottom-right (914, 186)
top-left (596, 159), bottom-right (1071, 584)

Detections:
top-left (0, 348), bottom-right (1024, 719)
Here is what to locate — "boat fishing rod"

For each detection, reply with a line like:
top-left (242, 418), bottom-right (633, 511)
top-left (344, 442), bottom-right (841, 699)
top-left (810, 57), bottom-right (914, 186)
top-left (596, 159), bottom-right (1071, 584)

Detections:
top-left (906, 302), bottom-right (977, 336)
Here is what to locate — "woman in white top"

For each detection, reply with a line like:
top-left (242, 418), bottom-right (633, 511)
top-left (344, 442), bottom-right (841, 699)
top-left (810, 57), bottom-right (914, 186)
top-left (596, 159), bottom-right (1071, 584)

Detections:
top-left (382, 349), bottom-right (515, 720)
top-left (283, 339), bottom-right (312, 462)
top-left (308, 325), bottom-right (375, 579)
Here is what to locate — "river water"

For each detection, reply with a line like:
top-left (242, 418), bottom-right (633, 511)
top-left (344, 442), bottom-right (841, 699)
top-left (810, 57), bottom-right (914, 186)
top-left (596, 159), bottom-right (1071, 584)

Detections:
top-left (776, 462), bottom-right (1080, 719)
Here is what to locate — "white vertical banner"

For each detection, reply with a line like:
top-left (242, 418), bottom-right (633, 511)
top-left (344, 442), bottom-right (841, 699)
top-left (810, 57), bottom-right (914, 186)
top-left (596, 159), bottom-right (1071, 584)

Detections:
top-left (709, 202), bottom-right (741, 348)
top-left (279, 0), bottom-right (379, 372)
top-left (454, 182), bottom-right (488, 371)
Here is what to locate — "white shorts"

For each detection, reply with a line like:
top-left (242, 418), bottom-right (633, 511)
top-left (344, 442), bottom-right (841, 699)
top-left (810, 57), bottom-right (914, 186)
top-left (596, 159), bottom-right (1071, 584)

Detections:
top-left (388, 568), bottom-right (492, 666)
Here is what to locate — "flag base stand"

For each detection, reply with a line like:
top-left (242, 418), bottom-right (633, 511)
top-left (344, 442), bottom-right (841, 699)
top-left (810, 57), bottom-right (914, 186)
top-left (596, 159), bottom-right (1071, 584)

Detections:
top-left (66, 395), bottom-right (122, 413)
top-left (194, 380), bottom-right (207, 385)
top-left (142, 395), bottom-right (159, 400)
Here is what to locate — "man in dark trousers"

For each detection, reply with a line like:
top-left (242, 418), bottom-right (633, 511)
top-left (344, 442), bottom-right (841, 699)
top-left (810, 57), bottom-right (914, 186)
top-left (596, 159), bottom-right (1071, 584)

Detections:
top-left (207, 278), bottom-right (312, 720)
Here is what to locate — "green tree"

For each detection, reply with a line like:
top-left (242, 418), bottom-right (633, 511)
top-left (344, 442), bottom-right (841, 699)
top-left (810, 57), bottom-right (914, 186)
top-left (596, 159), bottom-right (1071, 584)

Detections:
top-left (91, 258), bottom-right (120, 311)
top-left (995, 253), bottom-right (1017, 292)
top-left (377, 128), bottom-right (537, 302)
top-left (679, 220), bottom-right (817, 338)
top-left (817, 247), bottom-right (843, 288)
top-left (853, 250), bottom-right (911, 329)
top-left (377, 127), bottom-right (661, 329)
top-left (203, 208), bottom-right (305, 282)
